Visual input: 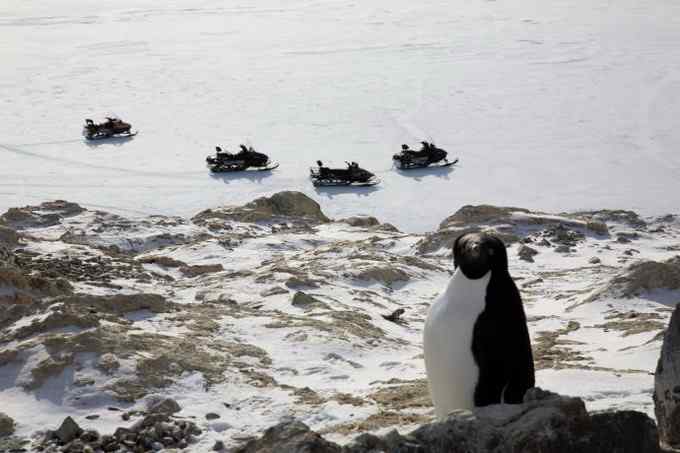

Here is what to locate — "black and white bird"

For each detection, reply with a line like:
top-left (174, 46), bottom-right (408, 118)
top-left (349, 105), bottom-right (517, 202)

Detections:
top-left (423, 232), bottom-right (535, 417)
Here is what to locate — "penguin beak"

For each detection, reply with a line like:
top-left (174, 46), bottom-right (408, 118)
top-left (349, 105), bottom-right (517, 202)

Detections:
top-left (466, 242), bottom-right (481, 260)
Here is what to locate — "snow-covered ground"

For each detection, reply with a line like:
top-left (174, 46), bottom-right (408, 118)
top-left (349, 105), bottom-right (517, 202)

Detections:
top-left (2, 0), bottom-right (680, 232)
top-left (2, 197), bottom-right (679, 450)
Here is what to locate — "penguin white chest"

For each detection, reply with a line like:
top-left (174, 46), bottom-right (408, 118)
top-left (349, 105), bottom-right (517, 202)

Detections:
top-left (423, 269), bottom-right (491, 417)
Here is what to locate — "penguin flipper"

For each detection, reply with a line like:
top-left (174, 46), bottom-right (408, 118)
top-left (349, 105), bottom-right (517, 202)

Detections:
top-left (501, 316), bottom-right (535, 403)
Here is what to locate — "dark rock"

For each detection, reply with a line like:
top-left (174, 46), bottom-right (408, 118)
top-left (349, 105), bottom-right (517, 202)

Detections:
top-left (538, 238), bottom-right (551, 247)
top-left (113, 427), bottom-right (133, 440)
top-left (148, 398), bottom-right (181, 415)
top-left (213, 440), bottom-right (225, 451)
top-left (53, 417), bottom-right (83, 444)
top-left (84, 415), bottom-right (100, 421)
top-left (517, 245), bottom-right (538, 262)
top-left (235, 420), bottom-right (341, 453)
top-left (80, 430), bottom-right (100, 443)
top-left (193, 191), bottom-right (330, 225)
top-left (236, 389), bottom-right (659, 453)
top-left (655, 304), bottom-right (680, 448)
top-left (179, 264), bottom-right (224, 278)
top-left (342, 216), bottom-right (381, 228)
top-left (589, 257), bottom-right (601, 264)
top-left (291, 291), bottom-right (329, 311)
top-left (554, 244), bottom-right (572, 253)
top-left (382, 308), bottom-right (406, 324)
top-left (206, 413), bottom-right (221, 420)
top-left (0, 226), bottom-right (18, 248)
top-left (0, 412), bottom-right (15, 437)
top-left (379, 223), bottom-right (400, 232)
top-left (138, 255), bottom-right (187, 268)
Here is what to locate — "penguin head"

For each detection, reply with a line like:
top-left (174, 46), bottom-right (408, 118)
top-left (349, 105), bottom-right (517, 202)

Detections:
top-left (453, 232), bottom-right (508, 279)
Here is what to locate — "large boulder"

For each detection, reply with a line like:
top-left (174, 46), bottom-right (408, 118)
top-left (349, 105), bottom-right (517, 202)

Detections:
top-left (0, 200), bottom-right (84, 230)
top-left (655, 304), bottom-right (680, 449)
top-left (0, 413), bottom-right (15, 437)
top-left (193, 191), bottom-right (330, 225)
top-left (237, 389), bottom-right (659, 453)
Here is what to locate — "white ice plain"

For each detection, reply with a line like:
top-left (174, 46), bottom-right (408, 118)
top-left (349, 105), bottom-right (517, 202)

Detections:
top-left (1, 0), bottom-right (680, 233)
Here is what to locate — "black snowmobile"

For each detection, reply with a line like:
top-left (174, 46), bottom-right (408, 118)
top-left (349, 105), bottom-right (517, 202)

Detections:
top-left (206, 145), bottom-right (279, 172)
top-left (310, 161), bottom-right (380, 187)
top-left (393, 142), bottom-right (457, 170)
top-left (83, 117), bottom-right (136, 140)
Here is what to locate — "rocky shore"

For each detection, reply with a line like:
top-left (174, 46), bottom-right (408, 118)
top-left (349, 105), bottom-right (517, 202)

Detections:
top-left (2, 192), bottom-right (680, 451)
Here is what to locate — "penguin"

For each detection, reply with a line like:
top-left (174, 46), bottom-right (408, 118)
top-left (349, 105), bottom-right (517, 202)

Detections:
top-left (423, 232), bottom-right (534, 417)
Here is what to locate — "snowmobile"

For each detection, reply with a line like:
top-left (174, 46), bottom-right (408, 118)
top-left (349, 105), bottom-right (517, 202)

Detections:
top-left (392, 142), bottom-right (457, 170)
top-left (206, 146), bottom-right (279, 172)
top-left (83, 117), bottom-right (136, 140)
top-left (310, 161), bottom-right (380, 187)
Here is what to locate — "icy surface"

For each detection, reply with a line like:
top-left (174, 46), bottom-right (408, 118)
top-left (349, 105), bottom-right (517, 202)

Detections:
top-left (2, 0), bottom-right (680, 232)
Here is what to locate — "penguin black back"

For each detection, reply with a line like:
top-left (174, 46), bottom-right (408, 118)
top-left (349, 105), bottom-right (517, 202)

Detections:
top-left (453, 232), bottom-right (535, 406)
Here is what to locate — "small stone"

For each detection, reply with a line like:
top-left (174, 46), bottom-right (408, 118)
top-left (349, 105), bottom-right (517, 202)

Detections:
top-left (152, 442), bottom-right (164, 451)
top-left (382, 308), bottom-right (406, 324)
top-left (212, 440), bottom-right (225, 451)
top-left (538, 238), bottom-right (551, 247)
top-left (589, 257), bottom-right (601, 264)
top-left (113, 427), bottom-right (133, 440)
top-left (84, 415), bottom-right (100, 421)
top-left (291, 291), bottom-right (328, 310)
top-left (518, 245), bottom-right (539, 262)
top-left (80, 430), bottom-right (100, 443)
top-left (205, 413), bottom-right (221, 420)
top-left (554, 244), bottom-right (571, 253)
top-left (65, 439), bottom-right (85, 452)
top-left (54, 416), bottom-right (83, 444)
top-left (148, 398), bottom-right (181, 415)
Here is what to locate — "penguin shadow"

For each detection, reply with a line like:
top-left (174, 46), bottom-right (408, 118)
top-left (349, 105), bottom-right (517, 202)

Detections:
top-left (209, 168), bottom-right (274, 184)
top-left (84, 135), bottom-right (136, 149)
top-left (394, 162), bottom-right (458, 181)
top-left (313, 184), bottom-right (380, 199)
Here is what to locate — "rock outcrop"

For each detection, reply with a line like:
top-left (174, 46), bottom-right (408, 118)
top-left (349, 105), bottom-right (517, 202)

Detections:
top-left (0, 200), bottom-right (84, 230)
top-left (193, 191), bottom-right (330, 226)
top-left (237, 389), bottom-right (659, 453)
top-left (416, 204), bottom-right (609, 255)
top-left (589, 256), bottom-right (680, 301)
top-left (655, 304), bottom-right (680, 449)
